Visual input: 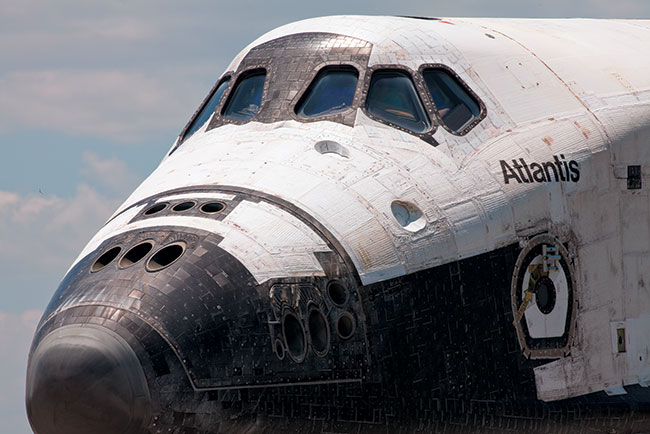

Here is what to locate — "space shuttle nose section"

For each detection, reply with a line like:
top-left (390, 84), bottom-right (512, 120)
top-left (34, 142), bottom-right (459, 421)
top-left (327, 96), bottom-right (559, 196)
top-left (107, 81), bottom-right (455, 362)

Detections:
top-left (26, 325), bottom-right (151, 434)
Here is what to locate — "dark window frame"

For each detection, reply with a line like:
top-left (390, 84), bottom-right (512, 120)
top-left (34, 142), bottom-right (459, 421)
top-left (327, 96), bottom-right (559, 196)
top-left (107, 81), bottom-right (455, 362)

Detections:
top-left (220, 67), bottom-right (269, 124)
top-left (168, 61), bottom-right (486, 158)
top-left (361, 64), bottom-right (438, 145)
top-left (180, 75), bottom-right (232, 142)
top-left (418, 63), bottom-right (486, 136)
top-left (170, 73), bottom-right (233, 155)
top-left (293, 64), bottom-right (360, 120)
top-left (289, 61), bottom-right (365, 125)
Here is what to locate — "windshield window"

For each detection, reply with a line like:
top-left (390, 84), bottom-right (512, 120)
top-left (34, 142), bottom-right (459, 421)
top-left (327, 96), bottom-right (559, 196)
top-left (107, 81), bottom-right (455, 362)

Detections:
top-left (182, 77), bottom-right (231, 142)
top-left (223, 70), bottom-right (266, 121)
top-left (295, 67), bottom-right (358, 118)
top-left (365, 70), bottom-right (430, 133)
top-left (422, 68), bottom-right (480, 133)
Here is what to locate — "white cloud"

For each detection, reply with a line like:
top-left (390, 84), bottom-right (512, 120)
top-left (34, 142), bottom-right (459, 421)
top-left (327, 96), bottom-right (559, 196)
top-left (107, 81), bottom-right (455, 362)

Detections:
top-left (0, 310), bottom-right (42, 434)
top-left (0, 69), bottom-right (203, 143)
top-left (70, 17), bottom-right (161, 42)
top-left (0, 152), bottom-right (141, 312)
top-left (81, 151), bottom-right (142, 196)
top-left (0, 1), bottom-right (166, 65)
top-left (0, 184), bottom-right (120, 272)
top-left (0, 0), bottom-right (164, 34)
top-left (0, 191), bottom-right (20, 208)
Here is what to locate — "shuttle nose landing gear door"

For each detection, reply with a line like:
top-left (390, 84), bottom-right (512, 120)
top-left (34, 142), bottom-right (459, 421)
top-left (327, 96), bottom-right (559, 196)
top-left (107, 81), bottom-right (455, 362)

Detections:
top-left (512, 235), bottom-right (577, 359)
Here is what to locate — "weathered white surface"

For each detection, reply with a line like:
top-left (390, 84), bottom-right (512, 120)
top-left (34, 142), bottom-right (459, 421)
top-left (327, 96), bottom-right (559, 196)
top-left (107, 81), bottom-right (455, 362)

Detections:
top-left (74, 16), bottom-right (650, 402)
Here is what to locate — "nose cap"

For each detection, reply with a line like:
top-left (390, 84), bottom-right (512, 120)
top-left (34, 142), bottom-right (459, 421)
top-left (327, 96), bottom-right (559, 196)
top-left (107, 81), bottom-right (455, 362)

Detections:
top-left (26, 324), bottom-right (151, 434)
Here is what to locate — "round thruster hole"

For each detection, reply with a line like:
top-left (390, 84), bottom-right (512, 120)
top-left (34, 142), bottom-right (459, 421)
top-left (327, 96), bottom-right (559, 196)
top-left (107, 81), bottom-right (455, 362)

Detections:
top-left (308, 308), bottom-right (330, 357)
top-left (119, 241), bottom-right (154, 269)
top-left (91, 246), bottom-right (122, 273)
top-left (146, 242), bottom-right (186, 272)
top-left (282, 311), bottom-right (307, 363)
top-left (200, 202), bottom-right (226, 214)
top-left (172, 201), bottom-right (196, 212)
top-left (144, 202), bottom-right (168, 216)
top-left (327, 280), bottom-right (349, 307)
top-left (336, 312), bottom-right (356, 340)
top-left (273, 339), bottom-right (285, 361)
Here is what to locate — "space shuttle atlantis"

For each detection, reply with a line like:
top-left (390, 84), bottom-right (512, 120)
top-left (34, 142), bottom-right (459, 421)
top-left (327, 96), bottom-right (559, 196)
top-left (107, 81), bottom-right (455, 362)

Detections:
top-left (26, 15), bottom-right (650, 434)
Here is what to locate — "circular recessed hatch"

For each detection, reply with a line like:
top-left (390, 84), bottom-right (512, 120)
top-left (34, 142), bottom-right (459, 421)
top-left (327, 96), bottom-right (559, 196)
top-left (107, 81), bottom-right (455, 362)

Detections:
top-left (391, 200), bottom-right (426, 232)
top-left (314, 140), bottom-right (350, 158)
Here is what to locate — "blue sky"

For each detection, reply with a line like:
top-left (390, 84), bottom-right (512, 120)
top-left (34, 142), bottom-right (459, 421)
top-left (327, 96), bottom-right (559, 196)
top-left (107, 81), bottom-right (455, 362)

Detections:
top-left (2, 1), bottom-right (649, 433)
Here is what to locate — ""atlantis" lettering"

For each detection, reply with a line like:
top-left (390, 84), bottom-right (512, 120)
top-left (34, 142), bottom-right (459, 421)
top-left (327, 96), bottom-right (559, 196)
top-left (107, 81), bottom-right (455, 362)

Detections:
top-left (500, 155), bottom-right (580, 184)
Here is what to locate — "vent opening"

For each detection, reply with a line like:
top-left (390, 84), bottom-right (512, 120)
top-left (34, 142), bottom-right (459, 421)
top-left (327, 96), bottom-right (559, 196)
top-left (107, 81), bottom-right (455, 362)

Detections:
top-left (336, 313), bottom-right (355, 340)
top-left (144, 203), bottom-right (168, 216)
top-left (146, 242), bottom-right (186, 272)
top-left (119, 242), bottom-right (154, 268)
top-left (327, 280), bottom-right (349, 306)
top-left (172, 201), bottom-right (196, 212)
top-left (391, 200), bottom-right (426, 232)
top-left (308, 308), bottom-right (330, 357)
top-left (91, 246), bottom-right (122, 272)
top-left (274, 339), bottom-right (285, 361)
top-left (282, 311), bottom-right (306, 362)
top-left (200, 202), bottom-right (225, 214)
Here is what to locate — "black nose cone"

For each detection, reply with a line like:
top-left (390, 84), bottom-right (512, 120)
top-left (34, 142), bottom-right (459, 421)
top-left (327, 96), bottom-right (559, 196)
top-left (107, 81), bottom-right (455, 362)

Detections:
top-left (26, 325), bottom-right (151, 434)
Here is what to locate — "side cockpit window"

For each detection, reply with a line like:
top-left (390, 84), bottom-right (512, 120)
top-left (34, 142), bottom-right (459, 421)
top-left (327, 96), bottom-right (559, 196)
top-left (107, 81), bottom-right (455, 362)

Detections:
top-left (295, 67), bottom-right (358, 118)
top-left (365, 70), bottom-right (430, 134)
top-left (422, 68), bottom-right (481, 133)
top-left (223, 69), bottom-right (266, 122)
top-left (182, 77), bottom-right (231, 143)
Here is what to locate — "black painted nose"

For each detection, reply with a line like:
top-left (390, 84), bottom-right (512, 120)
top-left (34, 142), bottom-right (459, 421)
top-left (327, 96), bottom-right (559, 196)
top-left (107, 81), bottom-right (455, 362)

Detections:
top-left (26, 325), bottom-right (150, 434)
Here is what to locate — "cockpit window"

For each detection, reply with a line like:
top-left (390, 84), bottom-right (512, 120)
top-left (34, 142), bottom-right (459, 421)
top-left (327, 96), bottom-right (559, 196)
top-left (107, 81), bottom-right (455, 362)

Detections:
top-left (295, 67), bottom-right (358, 118)
top-left (182, 77), bottom-right (231, 142)
top-left (422, 68), bottom-right (481, 133)
top-left (223, 70), bottom-right (266, 121)
top-left (365, 70), bottom-right (430, 134)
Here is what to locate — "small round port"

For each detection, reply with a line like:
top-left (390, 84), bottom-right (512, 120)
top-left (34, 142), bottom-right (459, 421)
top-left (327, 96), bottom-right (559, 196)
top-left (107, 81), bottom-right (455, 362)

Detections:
top-left (308, 308), bottom-right (330, 357)
top-left (327, 280), bottom-right (349, 307)
top-left (273, 339), bottom-right (285, 361)
top-left (172, 201), bottom-right (196, 212)
top-left (91, 246), bottom-right (122, 273)
top-left (144, 203), bottom-right (168, 216)
top-left (282, 311), bottom-right (306, 363)
top-left (336, 312), bottom-right (356, 340)
top-left (200, 202), bottom-right (225, 214)
top-left (146, 242), bottom-right (186, 272)
top-left (119, 241), bottom-right (154, 269)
